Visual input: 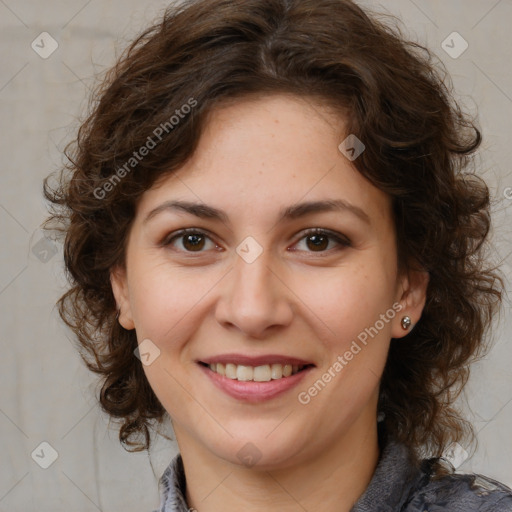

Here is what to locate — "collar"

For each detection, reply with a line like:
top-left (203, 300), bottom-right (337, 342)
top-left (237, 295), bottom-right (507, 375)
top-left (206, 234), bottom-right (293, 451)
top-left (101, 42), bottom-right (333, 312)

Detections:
top-left (350, 439), bottom-right (428, 511)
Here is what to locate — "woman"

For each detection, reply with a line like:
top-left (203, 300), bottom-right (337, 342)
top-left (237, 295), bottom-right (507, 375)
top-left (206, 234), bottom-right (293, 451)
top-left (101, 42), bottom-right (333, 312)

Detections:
top-left (43, 0), bottom-right (512, 510)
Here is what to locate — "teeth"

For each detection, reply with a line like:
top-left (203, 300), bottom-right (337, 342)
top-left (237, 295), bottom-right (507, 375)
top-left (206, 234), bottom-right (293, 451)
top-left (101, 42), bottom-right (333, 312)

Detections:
top-left (271, 364), bottom-right (283, 379)
top-left (237, 365), bottom-right (253, 381)
top-left (253, 365), bottom-right (271, 382)
top-left (208, 362), bottom-right (305, 381)
top-left (225, 363), bottom-right (237, 379)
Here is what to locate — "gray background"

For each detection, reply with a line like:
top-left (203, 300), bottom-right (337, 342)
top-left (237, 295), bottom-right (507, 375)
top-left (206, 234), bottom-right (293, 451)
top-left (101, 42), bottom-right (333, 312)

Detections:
top-left (1, 0), bottom-right (511, 510)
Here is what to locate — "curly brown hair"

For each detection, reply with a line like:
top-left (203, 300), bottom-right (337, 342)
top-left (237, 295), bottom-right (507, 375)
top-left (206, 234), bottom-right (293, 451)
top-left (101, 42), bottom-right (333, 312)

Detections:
top-left (42, 0), bottom-right (503, 464)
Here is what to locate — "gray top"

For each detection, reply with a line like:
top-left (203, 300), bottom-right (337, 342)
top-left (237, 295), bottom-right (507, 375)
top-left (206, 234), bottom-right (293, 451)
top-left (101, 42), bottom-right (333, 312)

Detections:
top-left (153, 439), bottom-right (512, 511)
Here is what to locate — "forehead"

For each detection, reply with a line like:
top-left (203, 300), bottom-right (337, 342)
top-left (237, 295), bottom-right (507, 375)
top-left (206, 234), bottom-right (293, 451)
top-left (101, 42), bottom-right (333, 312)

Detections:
top-left (138, 94), bottom-right (391, 225)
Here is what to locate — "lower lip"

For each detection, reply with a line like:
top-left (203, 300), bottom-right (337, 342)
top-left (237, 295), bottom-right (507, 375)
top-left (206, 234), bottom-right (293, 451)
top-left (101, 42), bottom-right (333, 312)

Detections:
top-left (198, 364), bottom-right (314, 403)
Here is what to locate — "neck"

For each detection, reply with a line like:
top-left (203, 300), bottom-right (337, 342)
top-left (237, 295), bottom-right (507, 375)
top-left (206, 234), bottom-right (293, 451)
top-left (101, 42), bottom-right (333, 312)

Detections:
top-left (174, 416), bottom-right (380, 512)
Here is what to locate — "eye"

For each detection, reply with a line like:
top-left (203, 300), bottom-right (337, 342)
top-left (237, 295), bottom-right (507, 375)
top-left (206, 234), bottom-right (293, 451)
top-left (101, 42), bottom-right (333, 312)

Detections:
top-left (163, 228), bottom-right (220, 253)
top-left (291, 228), bottom-right (351, 253)
top-left (162, 227), bottom-right (350, 255)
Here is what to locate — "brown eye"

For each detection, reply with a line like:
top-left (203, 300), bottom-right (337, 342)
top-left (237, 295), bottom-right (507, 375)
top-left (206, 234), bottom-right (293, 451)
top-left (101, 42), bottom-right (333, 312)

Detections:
top-left (292, 228), bottom-right (351, 254)
top-left (305, 233), bottom-right (329, 251)
top-left (164, 229), bottom-right (218, 253)
top-left (182, 233), bottom-right (206, 251)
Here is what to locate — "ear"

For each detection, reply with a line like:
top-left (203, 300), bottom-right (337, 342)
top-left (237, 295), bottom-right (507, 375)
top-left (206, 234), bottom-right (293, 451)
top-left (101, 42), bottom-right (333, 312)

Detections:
top-left (110, 264), bottom-right (135, 330)
top-left (391, 265), bottom-right (429, 339)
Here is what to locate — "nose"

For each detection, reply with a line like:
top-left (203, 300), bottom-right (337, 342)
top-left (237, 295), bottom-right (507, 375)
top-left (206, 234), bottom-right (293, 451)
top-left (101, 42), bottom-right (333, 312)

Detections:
top-left (215, 249), bottom-right (294, 339)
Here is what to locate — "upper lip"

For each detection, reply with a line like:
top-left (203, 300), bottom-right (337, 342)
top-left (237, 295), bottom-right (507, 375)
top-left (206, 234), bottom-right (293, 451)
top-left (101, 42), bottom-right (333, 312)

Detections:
top-left (199, 354), bottom-right (315, 367)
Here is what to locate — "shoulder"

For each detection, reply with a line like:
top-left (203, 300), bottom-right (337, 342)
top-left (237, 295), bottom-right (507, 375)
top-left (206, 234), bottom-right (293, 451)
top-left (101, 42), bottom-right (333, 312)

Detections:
top-left (350, 437), bottom-right (512, 512)
top-left (404, 462), bottom-right (512, 512)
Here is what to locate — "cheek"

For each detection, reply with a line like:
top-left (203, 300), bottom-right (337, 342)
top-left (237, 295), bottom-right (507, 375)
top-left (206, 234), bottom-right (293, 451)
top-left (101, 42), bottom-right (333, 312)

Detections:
top-left (131, 265), bottom-right (210, 413)
top-left (302, 267), bottom-right (395, 403)
top-left (128, 262), bottom-right (208, 343)
top-left (299, 261), bottom-right (396, 346)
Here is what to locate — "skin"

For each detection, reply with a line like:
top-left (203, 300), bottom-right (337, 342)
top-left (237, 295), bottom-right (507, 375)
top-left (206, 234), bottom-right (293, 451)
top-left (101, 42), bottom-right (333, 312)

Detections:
top-left (111, 94), bottom-right (429, 512)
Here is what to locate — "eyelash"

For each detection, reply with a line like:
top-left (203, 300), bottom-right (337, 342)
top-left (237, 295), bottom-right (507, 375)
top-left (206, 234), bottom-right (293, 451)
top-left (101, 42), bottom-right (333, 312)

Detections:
top-left (162, 227), bottom-right (351, 256)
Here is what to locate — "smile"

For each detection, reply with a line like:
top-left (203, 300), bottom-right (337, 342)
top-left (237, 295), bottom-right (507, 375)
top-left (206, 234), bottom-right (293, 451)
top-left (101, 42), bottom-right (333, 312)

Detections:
top-left (202, 362), bottom-right (310, 381)
top-left (197, 355), bottom-right (315, 402)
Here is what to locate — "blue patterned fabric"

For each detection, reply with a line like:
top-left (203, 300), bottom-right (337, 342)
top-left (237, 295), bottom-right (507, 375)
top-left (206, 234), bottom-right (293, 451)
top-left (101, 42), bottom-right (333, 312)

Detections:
top-left (152, 439), bottom-right (512, 511)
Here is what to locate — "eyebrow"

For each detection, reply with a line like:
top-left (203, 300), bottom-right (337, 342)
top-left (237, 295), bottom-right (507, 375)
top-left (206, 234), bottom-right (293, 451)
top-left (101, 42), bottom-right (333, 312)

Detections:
top-left (143, 198), bottom-right (371, 225)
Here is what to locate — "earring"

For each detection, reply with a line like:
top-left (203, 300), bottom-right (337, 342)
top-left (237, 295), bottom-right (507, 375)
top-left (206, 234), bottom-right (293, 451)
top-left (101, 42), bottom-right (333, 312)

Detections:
top-left (401, 316), bottom-right (412, 330)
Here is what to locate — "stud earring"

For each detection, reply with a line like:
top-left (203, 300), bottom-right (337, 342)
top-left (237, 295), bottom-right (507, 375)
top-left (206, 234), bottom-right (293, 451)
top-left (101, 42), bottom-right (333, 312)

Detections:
top-left (401, 316), bottom-right (412, 330)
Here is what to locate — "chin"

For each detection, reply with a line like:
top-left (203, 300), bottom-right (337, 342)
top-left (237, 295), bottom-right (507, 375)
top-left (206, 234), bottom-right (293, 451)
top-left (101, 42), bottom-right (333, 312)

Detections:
top-left (202, 426), bottom-right (310, 471)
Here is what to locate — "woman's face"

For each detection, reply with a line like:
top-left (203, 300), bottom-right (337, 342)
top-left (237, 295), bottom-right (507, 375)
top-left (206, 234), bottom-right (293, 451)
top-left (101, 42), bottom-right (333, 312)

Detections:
top-left (111, 94), bottom-right (427, 470)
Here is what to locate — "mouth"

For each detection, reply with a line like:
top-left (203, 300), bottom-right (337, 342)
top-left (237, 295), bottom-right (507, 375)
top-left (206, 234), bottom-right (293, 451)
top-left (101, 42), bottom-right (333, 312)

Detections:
top-left (196, 355), bottom-right (315, 402)
top-left (198, 361), bottom-right (314, 382)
